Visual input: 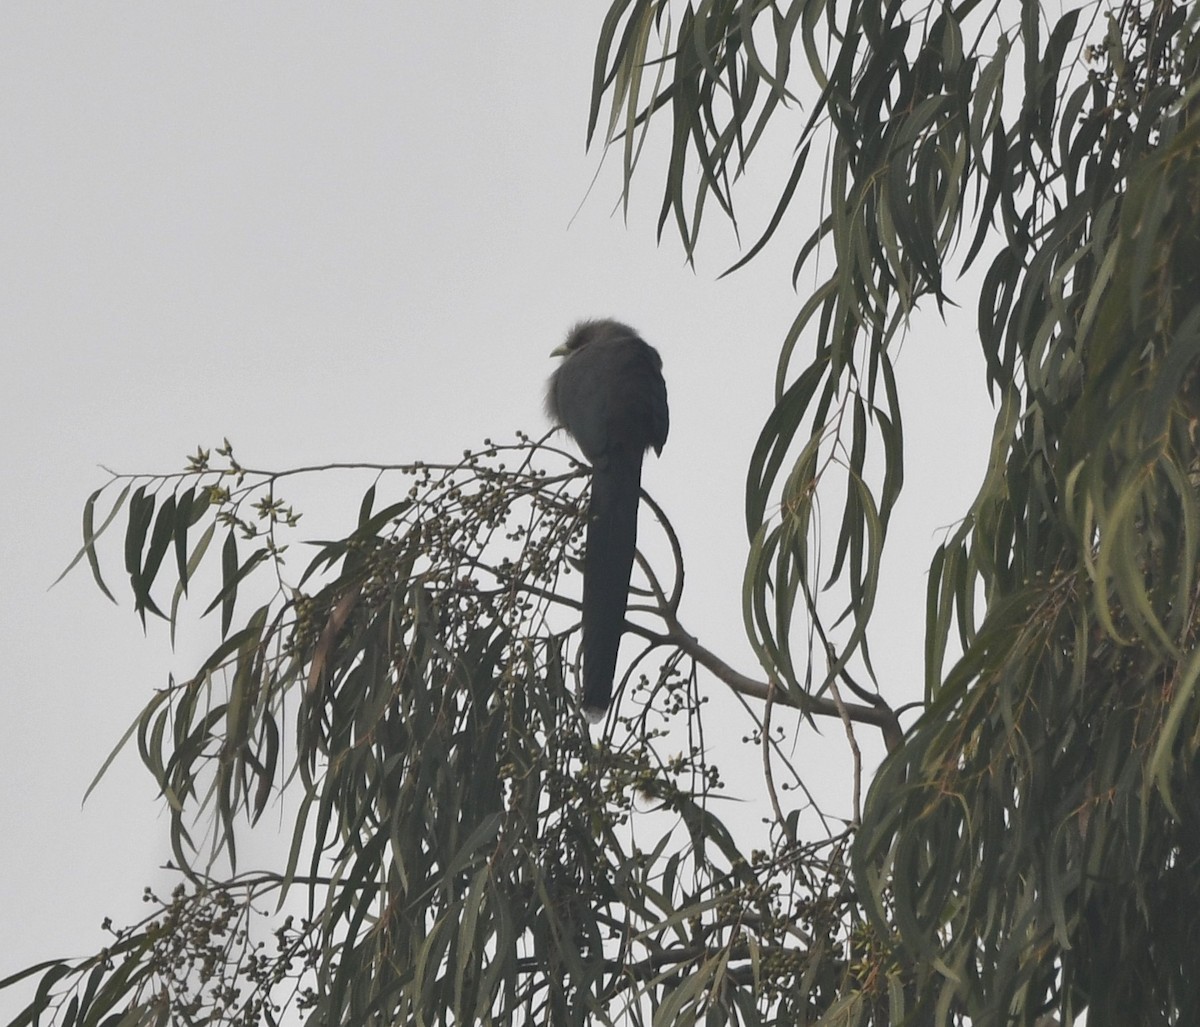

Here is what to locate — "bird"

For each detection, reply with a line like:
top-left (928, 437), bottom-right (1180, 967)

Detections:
top-left (546, 319), bottom-right (669, 721)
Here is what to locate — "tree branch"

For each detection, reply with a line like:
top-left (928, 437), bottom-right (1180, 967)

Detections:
top-left (651, 619), bottom-right (904, 754)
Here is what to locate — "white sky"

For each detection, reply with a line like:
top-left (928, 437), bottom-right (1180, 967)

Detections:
top-left (0, 4), bottom-right (992, 1012)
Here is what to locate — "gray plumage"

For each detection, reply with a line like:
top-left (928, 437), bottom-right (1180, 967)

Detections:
top-left (546, 319), bottom-right (669, 720)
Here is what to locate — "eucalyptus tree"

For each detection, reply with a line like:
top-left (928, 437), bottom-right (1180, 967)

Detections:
top-left (4, 2), bottom-right (1198, 1025)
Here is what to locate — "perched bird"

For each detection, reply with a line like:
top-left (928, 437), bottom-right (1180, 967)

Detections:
top-left (546, 319), bottom-right (669, 721)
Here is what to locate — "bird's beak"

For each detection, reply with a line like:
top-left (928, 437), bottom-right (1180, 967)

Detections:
top-left (550, 343), bottom-right (570, 358)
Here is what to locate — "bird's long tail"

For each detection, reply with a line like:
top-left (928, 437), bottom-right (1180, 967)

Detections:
top-left (581, 448), bottom-right (644, 720)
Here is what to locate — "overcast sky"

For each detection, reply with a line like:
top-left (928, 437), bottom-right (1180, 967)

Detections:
top-left (1, 5), bottom-right (993, 1012)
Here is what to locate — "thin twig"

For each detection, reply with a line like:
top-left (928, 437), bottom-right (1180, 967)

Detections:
top-left (761, 678), bottom-right (787, 828)
top-left (825, 673), bottom-right (862, 826)
top-left (644, 617), bottom-right (904, 752)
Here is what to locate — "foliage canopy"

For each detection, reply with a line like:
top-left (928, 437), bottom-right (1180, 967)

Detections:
top-left (5, 1), bottom-right (1200, 1025)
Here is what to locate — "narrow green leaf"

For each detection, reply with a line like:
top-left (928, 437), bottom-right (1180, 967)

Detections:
top-left (1150, 648), bottom-right (1200, 817)
top-left (201, 536), bottom-right (268, 639)
top-left (169, 521), bottom-right (216, 646)
top-left (219, 529), bottom-right (238, 637)
top-left (173, 487), bottom-right (195, 591)
top-left (195, 621), bottom-right (270, 680)
top-left (53, 482), bottom-right (132, 601)
top-left (588, 0), bottom-right (640, 145)
top-left (134, 494), bottom-right (176, 623)
top-left (0, 958), bottom-right (72, 993)
top-left (351, 498), bottom-right (415, 542)
top-left (123, 487), bottom-right (152, 582)
top-left (82, 690), bottom-right (173, 806)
